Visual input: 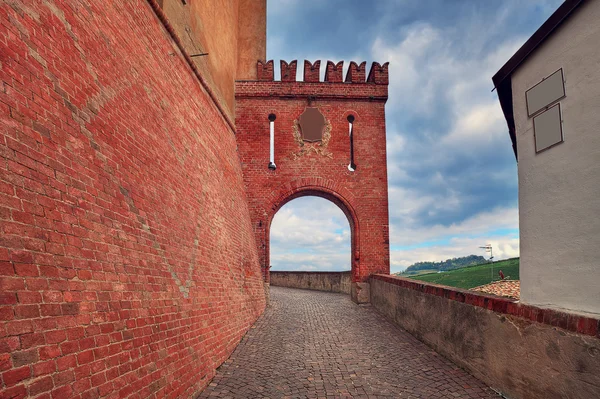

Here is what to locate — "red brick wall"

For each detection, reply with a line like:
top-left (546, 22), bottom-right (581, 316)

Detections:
top-left (0, 1), bottom-right (265, 398)
top-left (235, 60), bottom-right (391, 300)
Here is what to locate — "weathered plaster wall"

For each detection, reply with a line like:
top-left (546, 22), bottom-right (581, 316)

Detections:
top-left (511, 0), bottom-right (600, 315)
top-left (371, 276), bottom-right (600, 399)
top-left (270, 271), bottom-right (351, 294)
top-left (0, 1), bottom-right (265, 397)
top-left (237, 0), bottom-right (267, 81)
top-left (159, 0), bottom-right (266, 119)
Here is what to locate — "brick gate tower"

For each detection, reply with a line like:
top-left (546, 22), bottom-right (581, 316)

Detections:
top-left (236, 60), bottom-right (390, 303)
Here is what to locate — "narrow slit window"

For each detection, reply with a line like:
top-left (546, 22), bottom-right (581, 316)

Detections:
top-left (347, 115), bottom-right (356, 171)
top-left (268, 114), bottom-right (276, 170)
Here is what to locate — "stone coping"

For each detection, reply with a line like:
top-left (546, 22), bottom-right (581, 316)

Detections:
top-left (235, 81), bottom-right (388, 101)
top-left (270, 271), bottom-right (351, 274)
top-left (372, 274), bottom-right (599, 339)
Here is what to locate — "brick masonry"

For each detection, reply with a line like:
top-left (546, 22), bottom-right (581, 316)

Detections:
top-left (0, 1), bottom-right (265, 398)
top-left (236, 60), bottom-right (391, 302)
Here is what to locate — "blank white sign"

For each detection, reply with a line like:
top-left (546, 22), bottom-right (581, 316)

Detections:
top-left (526, 69), bottom-right (565, 117)
top-left (533, 103), bottom-right (563, 153)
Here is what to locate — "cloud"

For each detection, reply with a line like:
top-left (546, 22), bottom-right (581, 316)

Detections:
top-left (390, 234), bottom-right (519, 274)
top-left (270, 197), bottom-right (351, 271)
top-left (388, 192), bottom-right (519, 246)
top-left (376, 22), bottom-right (523, 229)
top-left (265, 1), bottom-right (563, 274)
top-left (267, 0), bottom-right (301, 16)
top-left (444, 102), bottom-right (505, 145)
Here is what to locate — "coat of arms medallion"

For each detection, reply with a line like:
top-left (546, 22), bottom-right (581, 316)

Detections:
top-left (291, 107), bottom-right (332, 160)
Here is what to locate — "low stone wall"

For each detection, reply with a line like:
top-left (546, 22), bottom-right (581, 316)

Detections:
top-left (370, 275), bottom-right (600, 399)
top-left (270, 271), bottom-right (351, 294)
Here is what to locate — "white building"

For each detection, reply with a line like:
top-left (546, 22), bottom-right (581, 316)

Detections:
top-left (493, 0), bottom-right (600, 315)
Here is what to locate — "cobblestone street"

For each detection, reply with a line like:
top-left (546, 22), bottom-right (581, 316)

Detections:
top-left (199, 287), bottom-right (499, 398)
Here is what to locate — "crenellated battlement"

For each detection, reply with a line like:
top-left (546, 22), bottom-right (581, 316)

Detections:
top-left (345, 61), bottom-right (366, 83)
top-left (257, 60), bottom-right (274, 81)
top-left (304, 60), bottom-right (321, 82)
top-left (325, 61), bottom-right (344, 83)
top-left (280, 60), bottom-right (297, 82)
top-left (367, 62), bottom-right (389, 85)
top-left (253, 60), bottom-right (389, 85)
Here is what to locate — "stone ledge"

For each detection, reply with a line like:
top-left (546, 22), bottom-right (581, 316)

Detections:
top-left (371, 274), bottom-right (599, 338)
top-left (270, 271), bottom-right (351, 295)
top-left (235, 81), bottom-right (388, 101)
top-left (271, 271), bottom-right (352, 275)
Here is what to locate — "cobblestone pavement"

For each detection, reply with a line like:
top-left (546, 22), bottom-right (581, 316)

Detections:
top-left (199, 287), bottom-right (499, 399)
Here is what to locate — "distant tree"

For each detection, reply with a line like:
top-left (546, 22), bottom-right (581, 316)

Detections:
top-left (399, 255), bottom-right (486, 275)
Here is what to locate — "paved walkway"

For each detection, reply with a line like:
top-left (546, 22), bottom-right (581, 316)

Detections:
top-left (199, 287), bottom-right (499, 399)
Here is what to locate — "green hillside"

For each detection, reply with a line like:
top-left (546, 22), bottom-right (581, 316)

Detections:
top-left (409, 258), bottom-right (519, 289)
top-left (399, 254), bottom-right (486, 275)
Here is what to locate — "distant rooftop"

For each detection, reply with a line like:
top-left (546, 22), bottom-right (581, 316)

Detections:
top-left (473, 280), bottom-right (520, 300)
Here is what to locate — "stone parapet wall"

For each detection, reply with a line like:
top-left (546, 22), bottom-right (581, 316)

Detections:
top-left (370, 275), bottom-right (600, 399)
top-left (270, 271), bottom-right (351, 294)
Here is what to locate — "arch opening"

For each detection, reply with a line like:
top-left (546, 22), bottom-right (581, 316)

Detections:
top-left (270, 196), bottom-right (351, 273)
top-left (262, 186), bottom-right (361, 290)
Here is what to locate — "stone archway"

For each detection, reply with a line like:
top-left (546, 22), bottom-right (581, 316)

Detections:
top-left (235, 59), bottom-right (390, 303)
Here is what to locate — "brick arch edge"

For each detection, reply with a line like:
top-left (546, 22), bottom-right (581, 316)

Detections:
top-left (264, 179), bottom-right (361, 294)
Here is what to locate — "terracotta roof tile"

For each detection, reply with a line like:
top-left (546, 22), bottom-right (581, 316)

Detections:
top-left (472, 280), bottom-right (520, 300)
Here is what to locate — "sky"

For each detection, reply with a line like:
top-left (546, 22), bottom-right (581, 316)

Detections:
top-left (267, 0), bottom-right (564, 274)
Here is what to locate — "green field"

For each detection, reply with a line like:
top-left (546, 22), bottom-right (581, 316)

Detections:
top-left (400, 269), bottom-right (438, 277)
top-left (408, 258), bottom-right (519, 289)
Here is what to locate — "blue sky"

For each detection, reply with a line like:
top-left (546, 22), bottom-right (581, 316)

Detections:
top-left (268, 0), bottom-right (563, 273)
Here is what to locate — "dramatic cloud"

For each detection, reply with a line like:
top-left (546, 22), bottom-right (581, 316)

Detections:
top-left (390, 234), bottom-right (520, 272)
top-left (270, 197), bottom-right (351, 272)
top-left (267, 1), bottom-right (563, 273)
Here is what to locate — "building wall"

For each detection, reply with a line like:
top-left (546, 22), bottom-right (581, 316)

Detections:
top-left (270, 271), bottom-right (351, 294)
top-left (235, 61), bottom-right (391, 303)
top-left (0, 1), bottom-right (265, 398)
top-left (511, 0), bottom-right (600, 315)
top-left (158, 0), bottom-right (266, 119)
top-left (371, 275), bottom-right (600, 399)
top-left (237, 0), bottom-right (267, 81)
